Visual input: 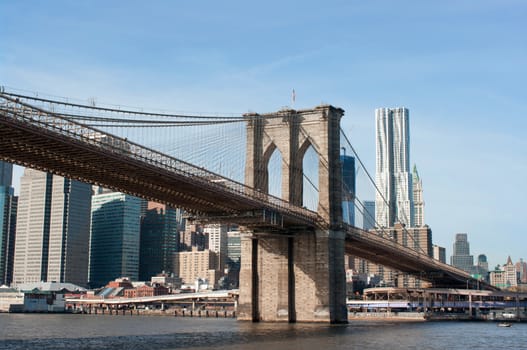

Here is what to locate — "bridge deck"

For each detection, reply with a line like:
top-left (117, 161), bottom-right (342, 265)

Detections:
top-left (0, 94), bottom-right (318, 229)
top-left (344, 224), bottom-right (498, 290)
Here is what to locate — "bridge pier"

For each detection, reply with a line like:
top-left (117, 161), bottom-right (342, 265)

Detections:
top-left (294, 229), bottom-right (347, 323)
top-left (240, 105), bottom-right (347, 323)
top-left (238, 229), bottom-right (347, 323)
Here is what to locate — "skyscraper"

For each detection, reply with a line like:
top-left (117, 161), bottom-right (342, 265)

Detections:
top-left (375, 107), bottom-right (414, 228)
top-left (0, 162), bottom-right (13, 188)
top-left (341, 154), bottom-right (356, 225)
top-left (412, 165), bottom-right (425, 227)
top-left (450, 233), bottom-right (474, 274)
top-left (362, 200), bottom-right (375, 230)
top-left (433, 245), bottom-right (446, 264)
top-left (89, 191), bottom-right (141, 288)
top-left (503, 256), bottom-right (518, 287)
top-left (3, 196), bottom-right (17, 286)
top-left (0, 161), bottom-right (16, 286)
top-left (516, 258), bottom-right (527, 284)
top-left (227, 229), bottom-right (241, 269)
top-left (476, 254), bottom-right (489, 277)
top-left (139, 202), bottom-right (182, 281)
top-left (225, 228), bottom-right (241, 289)
top-left (13, 168), bottom-right (92, 286)
top-left (205, 224), bottom-right (228, 271)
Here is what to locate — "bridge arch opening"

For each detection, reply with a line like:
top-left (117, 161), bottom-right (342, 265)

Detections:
top-left (300, 143), bottom-right (319, 212)
top-left (265, 143), bottom-right (283, 199)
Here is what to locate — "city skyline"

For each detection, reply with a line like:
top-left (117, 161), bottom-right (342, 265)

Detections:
top-left (1, 164), bottom-right (524, 289)
top-left (1, 1), bottom-right (525, 266)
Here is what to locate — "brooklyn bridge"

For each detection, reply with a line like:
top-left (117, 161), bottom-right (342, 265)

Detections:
top-left (0, 88), bottom-right (496, 323)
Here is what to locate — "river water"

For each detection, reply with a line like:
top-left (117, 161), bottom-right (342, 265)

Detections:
top-left (0, 314), bottom-right (525, 350)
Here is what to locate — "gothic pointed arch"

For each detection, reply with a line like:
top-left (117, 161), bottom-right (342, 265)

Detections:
top-left (263, 142), bottom-right (283, 197)
top-left (244, 106), bottom-right (343, 223)
top-left (300, 143), bottom-right (319, 212)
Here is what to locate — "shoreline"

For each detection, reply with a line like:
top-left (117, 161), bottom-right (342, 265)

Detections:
top-left (5, 309), bottom-right (526, 323)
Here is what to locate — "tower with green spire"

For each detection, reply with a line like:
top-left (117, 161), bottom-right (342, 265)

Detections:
top-left (412, 164), bottom-right (424, 227)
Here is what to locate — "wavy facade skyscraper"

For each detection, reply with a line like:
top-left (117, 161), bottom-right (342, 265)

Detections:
top-left (375, 107), bottom-right (414, 228)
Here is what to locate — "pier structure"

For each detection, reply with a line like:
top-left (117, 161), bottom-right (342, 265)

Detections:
top-left (348, 287), bottom-right (527, 321)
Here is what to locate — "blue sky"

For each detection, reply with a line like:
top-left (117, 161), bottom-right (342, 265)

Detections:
top-left (1, 0), bottom-right (526, 268)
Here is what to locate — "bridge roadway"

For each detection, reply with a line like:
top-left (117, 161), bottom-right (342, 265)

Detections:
top-left (344, 224), bottom-right (497, 290)
top-left (0, 92), bottom-right (496, 291)
top-left (0, 92), bottom-right (317, 229)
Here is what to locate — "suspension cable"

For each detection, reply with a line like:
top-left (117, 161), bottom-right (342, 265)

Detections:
top-left (1, 91), bottom-right (245, 120)
top-left (340, 128), bottom-right (428, 256)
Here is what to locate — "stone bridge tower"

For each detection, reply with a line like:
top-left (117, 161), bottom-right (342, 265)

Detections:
top-left (238, 105), bottom-right (347, 323)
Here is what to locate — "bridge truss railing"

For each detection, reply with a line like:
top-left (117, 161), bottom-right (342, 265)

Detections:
top-left (0, 93), bottom-right (319, 224)
top-left (344, 223), bottom-right (430, 260)
top-left (343, 223), bottom-right (477, 282)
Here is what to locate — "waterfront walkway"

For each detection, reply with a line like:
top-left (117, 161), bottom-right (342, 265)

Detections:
top-left (65, 290), bottom-right (238, 316)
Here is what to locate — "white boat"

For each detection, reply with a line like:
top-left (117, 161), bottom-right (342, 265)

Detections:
top-left (498, 322), bottom-right (512, 327)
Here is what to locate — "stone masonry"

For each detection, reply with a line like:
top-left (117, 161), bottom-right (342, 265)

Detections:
top-left (238, 105), bottom-right (347, 323)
